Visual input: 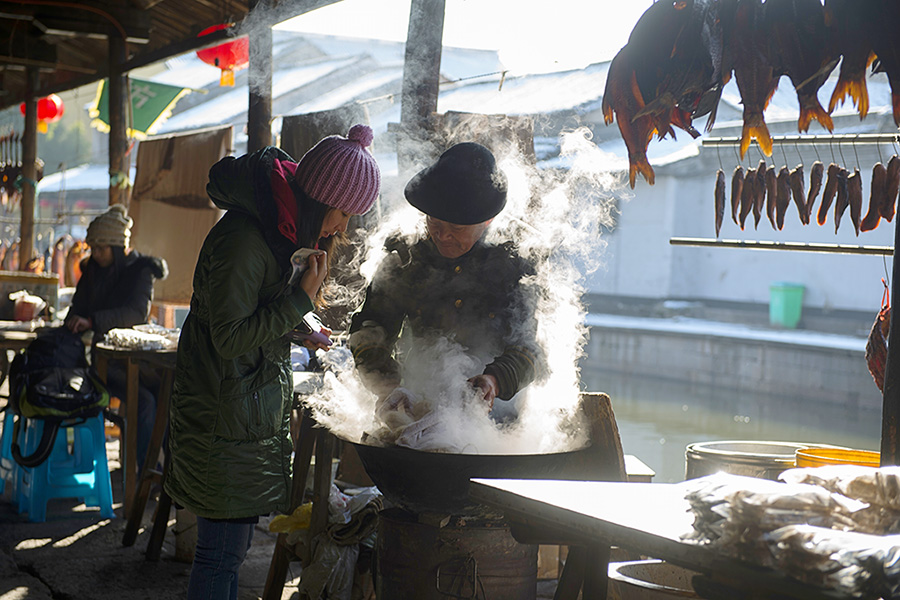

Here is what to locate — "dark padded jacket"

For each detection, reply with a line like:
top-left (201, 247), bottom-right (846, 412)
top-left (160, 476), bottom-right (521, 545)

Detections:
top-left (165, 147), bottom-right (314, 520)
top-left (349, 234), bottom-right (544, 401)
top-left (70, 249), bottom-right (168, 345)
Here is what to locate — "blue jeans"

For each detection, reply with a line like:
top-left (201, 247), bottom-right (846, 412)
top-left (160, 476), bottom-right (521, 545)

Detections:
top-left (187, 517), bottom-right (256, 600)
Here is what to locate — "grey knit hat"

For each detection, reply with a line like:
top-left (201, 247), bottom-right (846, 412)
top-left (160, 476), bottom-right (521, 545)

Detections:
top-left (85, 204), bottom-right (133, 248)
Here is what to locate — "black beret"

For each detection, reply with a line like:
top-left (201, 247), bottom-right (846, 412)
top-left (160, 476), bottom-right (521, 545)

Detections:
top-left (404, 142), bottom-right (508, 225)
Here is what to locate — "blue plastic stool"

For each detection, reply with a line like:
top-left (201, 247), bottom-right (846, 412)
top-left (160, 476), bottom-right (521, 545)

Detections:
top-left (16, 413), bottom-right (115, 522)
top-left (0, 410), bottom-right (20, 501)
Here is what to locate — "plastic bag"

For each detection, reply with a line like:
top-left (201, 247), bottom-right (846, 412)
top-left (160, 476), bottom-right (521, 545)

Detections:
top-left (269, 502), bottom-right (312, 534)
top-left (766, 524), bottom-right (900, 598)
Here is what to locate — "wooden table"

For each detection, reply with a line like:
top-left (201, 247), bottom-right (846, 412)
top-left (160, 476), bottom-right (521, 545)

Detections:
top-left (468, 479), bottom-right (853, 600)
top-left (93, 343), bottom-right (177, 515)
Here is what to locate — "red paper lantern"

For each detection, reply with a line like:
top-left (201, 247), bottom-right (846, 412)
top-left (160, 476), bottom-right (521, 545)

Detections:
top-left (196, 23), bottom-right (249, 86)
top-left (19, 94), bottom-right (65, 133)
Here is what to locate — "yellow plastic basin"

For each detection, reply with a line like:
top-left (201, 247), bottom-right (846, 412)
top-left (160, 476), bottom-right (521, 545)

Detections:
top-left (794, 447), bottom-right (880, 468)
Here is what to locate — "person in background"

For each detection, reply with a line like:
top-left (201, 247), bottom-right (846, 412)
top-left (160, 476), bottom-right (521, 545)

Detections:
top-left (65, 203), bottom-right (168, 471)
top-left (165, 125), bottom-right (381, 600)
top-left (349, 142), bottom-right (544, 423)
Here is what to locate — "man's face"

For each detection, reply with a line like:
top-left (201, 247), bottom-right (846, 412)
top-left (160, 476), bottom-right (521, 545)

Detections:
top-left (426, 216), bottom-right (492, 259)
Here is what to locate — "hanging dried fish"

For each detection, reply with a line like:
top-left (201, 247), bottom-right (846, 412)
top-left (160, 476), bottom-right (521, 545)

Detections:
top-left (731, 165), bottom-right (745, 224)
top-left (861, 162), bottom-right (887, 232)
top-left (740, 167), bottom-right (757, 229)
top-left (818, 163), bottom-right (841, 226)
top-left (789, 164), bottom-right (808, 224)
top-left (806, 160), bottom-right (824, 217)
top-left (834, 167), bottom-right (850, 233)
top-left (753, 159), bottom-right (766, 228)
top-left (765, 166), bottom-right (778, 229)
top-left (776, 166), bottom-right (792, 230)
top-left (848, 168), bottom-right (863, 235)
top-left (884, 155), bottom-right (900, 222)
top-left (715, 169), bottom-right (726, 237)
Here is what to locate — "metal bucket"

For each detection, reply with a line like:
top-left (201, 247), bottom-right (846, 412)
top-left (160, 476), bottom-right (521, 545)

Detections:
top-left (684, 440), bottom-right (811, 481)
top-left (377, 507), bottom-right (537, 600)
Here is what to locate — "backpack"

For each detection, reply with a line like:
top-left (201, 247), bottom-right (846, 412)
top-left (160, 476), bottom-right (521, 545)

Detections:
top-left (7, 327), bottom-right (109, 468)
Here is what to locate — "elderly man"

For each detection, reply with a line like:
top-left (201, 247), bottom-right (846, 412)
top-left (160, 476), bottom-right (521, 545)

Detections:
top-left (349, 142), bottom-right (543, 423)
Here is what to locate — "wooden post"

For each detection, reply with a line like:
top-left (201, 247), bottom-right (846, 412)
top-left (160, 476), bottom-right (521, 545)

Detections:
top-left (19, 68), bottom-right (38, 271)
top-left (108, 35), bottom-right (129, 207)
top-left (398, 0), bottom-right (445, 175)
top-left (881, 215), bottom-right (900, 465)
top-left (247, 0), bottom-right (273, 152)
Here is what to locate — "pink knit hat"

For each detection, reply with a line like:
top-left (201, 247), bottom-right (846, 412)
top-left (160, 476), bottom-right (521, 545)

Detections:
top-left (293, 124), bottom-right (381, 215)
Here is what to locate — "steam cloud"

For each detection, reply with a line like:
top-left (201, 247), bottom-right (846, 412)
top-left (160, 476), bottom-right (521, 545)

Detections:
top-left (305, 123), bottom-right (622, 455)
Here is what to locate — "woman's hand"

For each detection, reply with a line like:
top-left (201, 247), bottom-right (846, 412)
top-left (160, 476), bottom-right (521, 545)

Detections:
top-left (299, 251), bottom-right (327, 301)
top-left (301, 325), bottom-right (332, 352)
top-left (66, 315), bottom-right (92, 334)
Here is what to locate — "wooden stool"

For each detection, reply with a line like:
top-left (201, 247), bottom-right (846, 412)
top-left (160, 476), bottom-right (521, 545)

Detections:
top-left (121, 366), bottom-right (175, 560)
top-left (263, 406), bottom-right (336, 600)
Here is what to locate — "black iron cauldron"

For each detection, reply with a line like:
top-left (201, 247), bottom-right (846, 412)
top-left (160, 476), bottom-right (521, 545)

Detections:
top-left (340, 392), bottom-right (625, 515)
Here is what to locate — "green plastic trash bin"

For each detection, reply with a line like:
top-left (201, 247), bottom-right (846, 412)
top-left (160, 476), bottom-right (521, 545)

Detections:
top-left (769, 282), bottom-right (804, 328)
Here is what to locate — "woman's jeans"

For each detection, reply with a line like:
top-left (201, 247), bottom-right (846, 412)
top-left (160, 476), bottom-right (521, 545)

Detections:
top-left (187, 517), bottom-right (256, 600)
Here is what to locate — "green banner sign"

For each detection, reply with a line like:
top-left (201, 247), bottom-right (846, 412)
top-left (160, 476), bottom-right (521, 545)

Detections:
top-left (89, 77), bottom-right (191, 139)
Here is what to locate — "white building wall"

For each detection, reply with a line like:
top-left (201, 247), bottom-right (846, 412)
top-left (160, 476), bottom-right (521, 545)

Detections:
top-left (586, 143), bottom-right (896, 316)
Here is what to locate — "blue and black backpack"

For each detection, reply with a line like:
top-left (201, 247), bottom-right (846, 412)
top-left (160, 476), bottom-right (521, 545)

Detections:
top-left (7, 327), bottom-right (109, 467)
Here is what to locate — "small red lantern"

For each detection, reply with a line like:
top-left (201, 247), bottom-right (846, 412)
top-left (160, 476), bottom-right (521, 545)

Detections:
top-left (196, 23), bottom-right (249, 87)
top-left (19, 94), bottom-right (65, 133)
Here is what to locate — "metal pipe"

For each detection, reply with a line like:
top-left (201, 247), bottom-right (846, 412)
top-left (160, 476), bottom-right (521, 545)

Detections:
top-left (669, 237), bottom-right (894, 255)
top-left (702, 133), bottom-right (900, 146)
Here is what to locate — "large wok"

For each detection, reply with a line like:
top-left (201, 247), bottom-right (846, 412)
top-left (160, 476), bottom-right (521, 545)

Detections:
top-left (341, 393), bottom-right (625, 515)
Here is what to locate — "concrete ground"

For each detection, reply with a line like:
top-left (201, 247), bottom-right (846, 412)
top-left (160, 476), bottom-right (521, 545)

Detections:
top-left (0, 417), bottom-right (563, 600)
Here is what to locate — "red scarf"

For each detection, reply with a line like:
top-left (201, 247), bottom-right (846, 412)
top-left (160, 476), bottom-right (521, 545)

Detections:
top-left (270, 159), bottom-right (299, 244)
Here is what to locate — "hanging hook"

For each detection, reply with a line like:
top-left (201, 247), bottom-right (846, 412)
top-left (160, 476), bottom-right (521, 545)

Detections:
top-left (829, 136), bottom-right (836, 164)
top-left (795, 139), bottom-right (803, 167)
top-left (731, 143), bottom-right (740, 167)
top-left (838, 137), bottom-right (847, 167)
top-left (877, 139), bottom-right (884, 164)
top-left (780, 141), bottom-right (789, 170)
top-left (716, 144), bottom-right (724, 171)
top-left (852, 134), bottom-right (861, 169)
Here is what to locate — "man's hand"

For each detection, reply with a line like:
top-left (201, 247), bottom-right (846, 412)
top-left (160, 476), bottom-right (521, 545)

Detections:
top-left (468, 374), bottom-right (499, 409)
top-left (66, 315), bottom-right (92, 334)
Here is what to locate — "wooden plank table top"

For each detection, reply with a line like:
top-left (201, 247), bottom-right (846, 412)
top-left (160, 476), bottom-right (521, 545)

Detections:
top-left (469, 478), bottom-right (852, 600)
top-left (93, 342), bottom-right (177, 515)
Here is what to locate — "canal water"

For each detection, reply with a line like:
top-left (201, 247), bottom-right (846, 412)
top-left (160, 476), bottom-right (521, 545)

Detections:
top-left (580, 368), bottom-right (882, 484)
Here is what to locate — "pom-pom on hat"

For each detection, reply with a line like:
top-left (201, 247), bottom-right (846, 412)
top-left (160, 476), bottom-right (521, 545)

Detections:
top-left (404, 142), bottom-right (507, 225)
top-left (293, 124), bottom-right (381, 215)
top-left (85, 204), bottom-right (133, 248)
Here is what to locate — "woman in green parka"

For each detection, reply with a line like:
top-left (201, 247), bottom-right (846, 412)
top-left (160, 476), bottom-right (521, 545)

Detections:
top-left (165, 125), bottom-right (380, 599)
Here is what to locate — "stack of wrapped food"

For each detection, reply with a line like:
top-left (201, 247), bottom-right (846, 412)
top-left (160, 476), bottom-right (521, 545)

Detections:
top-left (683, 466), bottom-right (900, 598)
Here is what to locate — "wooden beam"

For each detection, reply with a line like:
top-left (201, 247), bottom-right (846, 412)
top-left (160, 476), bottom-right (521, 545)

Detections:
top-left (30, 3), bottom-right (151, 43)
top-left (108, 35), bottom-right (129, 207)
top-left (399, 0), bottom-right (445, 175)
top-left (0, 26), bottom-right (58, 65)
top-left (248, 0), bottom-right (273, 152)
top-left (881, 215), bottom-right (900, 465)
top-left (19, 68), bottom-right (38, 272)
